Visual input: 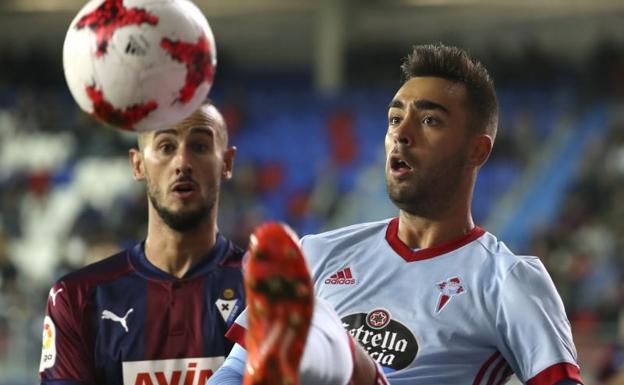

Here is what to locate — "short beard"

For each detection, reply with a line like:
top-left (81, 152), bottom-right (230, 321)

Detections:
top-left (147, 183), bottom-right (213, 232)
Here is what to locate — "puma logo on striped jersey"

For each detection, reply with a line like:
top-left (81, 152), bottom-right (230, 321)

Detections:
top-left (102, 308), bottom-right (134, 332)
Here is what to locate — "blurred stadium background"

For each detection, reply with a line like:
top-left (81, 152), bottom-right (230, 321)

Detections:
top-left (1, 0), bottom-right (624, 384)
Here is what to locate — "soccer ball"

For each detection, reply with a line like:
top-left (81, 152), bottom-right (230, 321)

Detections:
top-left (63, 0), bottom-right (216, 132)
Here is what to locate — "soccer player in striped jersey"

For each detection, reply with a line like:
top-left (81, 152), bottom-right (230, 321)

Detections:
top-left (39, 102), bottom-right (245, 385)
top-left (212, 44), bottom-right (583, 385)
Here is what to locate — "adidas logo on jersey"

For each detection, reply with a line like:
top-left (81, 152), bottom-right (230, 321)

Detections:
top-left (325, 267), bottom-right (356, 285)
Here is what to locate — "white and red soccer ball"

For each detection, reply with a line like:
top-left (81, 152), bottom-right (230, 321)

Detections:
top-left (63, 0), bottom-right (216, 132)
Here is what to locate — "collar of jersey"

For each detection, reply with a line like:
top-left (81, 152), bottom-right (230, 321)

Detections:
top-left (385, 217), bottom-right (485, 262)
top-left (129, 233), bottom-right (230, 280)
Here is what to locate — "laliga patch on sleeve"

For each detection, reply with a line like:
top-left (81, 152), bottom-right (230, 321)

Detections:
top-left (39, 316), bottom-right (57, 372)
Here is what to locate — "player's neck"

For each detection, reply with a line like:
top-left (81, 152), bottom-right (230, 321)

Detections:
top-left (144, 214), bottom-right (218, 279)
top-left (397, 207), bottom-right (474, 250)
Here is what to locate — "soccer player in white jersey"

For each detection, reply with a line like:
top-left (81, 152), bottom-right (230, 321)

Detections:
top-left (209, 44), bottom-right (583, 385)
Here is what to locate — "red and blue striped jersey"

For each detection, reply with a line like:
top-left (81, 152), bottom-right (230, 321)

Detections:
top-left (39, 234), bottom-right (245, 385)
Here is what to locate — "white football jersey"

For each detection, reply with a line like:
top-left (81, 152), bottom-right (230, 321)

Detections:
top-left (302, 218), bottom-right (581, 385)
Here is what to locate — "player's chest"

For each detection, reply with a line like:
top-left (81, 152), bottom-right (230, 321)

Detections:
top-left (91, 276), bottom-right (243, 340)
top-left (87, 275), bottom-right (245, 384)
top-left (315, 255), bottom-right (484, 317)
top-left (315, 258), bottom-right (494, 372)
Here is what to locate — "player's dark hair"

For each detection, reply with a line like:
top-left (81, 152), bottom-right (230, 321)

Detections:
top-left (401, 44), bottom-right (498, 139)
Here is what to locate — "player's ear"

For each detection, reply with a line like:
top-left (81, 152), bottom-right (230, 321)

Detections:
top-left (222, 146), bottom-right (237, 181)
top-left (467, 134), bottom-right (493, 168)
top-left (129, 147), bottom-right (146, 181)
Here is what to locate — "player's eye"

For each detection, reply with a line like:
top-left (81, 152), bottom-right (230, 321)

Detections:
top-left (422, 116), bottom-right (439, 126)
top-left (191, 142), bottom-right (210, 153)
top-left (159, 142), bottom-right (176, 154)
top-left (389, 115), bottom-right (402, 126)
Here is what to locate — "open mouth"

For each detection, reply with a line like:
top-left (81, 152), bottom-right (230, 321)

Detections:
top-left (390, 156), bottom-right (413, 173)
top-left (171, 180), bottom-right (197, 197)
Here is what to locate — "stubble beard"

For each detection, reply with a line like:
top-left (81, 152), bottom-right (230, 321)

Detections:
top-left (385, 155), bottom-right (466, 219)
top-left (146, 177), bottom-right (215, 232)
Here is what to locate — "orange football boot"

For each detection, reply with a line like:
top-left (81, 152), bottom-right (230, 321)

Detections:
top-left (243, 222), bottom-right (314, 385)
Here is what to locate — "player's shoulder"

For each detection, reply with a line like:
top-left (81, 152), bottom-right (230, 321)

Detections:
top-left (301, 218), bottom-right (392, 251)
top-left (474, 230), bottom-right (544, 278)
top-left (54, 247), bottom-right (135, 292)
top-left (302, 218), bottom-right (392, 242)
top-left (219, 239), bottom-right (246, 269)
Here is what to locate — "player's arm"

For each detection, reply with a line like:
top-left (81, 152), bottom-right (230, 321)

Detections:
top-left (495, 257), bottom-right (583, 385)
top-left (210, 298), bottom-right (385, 385)
top-left (207, 344), bottom-right (246, 385)
top-left (210, 332), bottom-right (382, 385)
top-left (39, 282), bottom-right (95, 385)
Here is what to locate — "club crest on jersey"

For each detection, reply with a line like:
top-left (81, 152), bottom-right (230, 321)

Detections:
top-left (342, 309), bottom-right (418, 373)
top-left (436, 276), bottom-right (466, 313)
top-left (39, 316), bottom-right (56, 371)
top-left (216, 288), bottom-right (240, 326)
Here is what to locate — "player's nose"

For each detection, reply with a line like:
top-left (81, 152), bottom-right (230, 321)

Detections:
top-left (392, 120), bottom-right (413, 146)
top-left (173, 146), bottom-right (193, 174)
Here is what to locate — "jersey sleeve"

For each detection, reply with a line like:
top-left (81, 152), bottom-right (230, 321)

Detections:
top-left (495, 257), bottom-right (583, 385)
top-left (206, 344), bottom-right (246, 385)
top-left (225, 307), bottom-right (248, 347)
top-left (39, 282), bottom-right (95, 385)
top-left (299, 235), bottom-right (327, 284)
